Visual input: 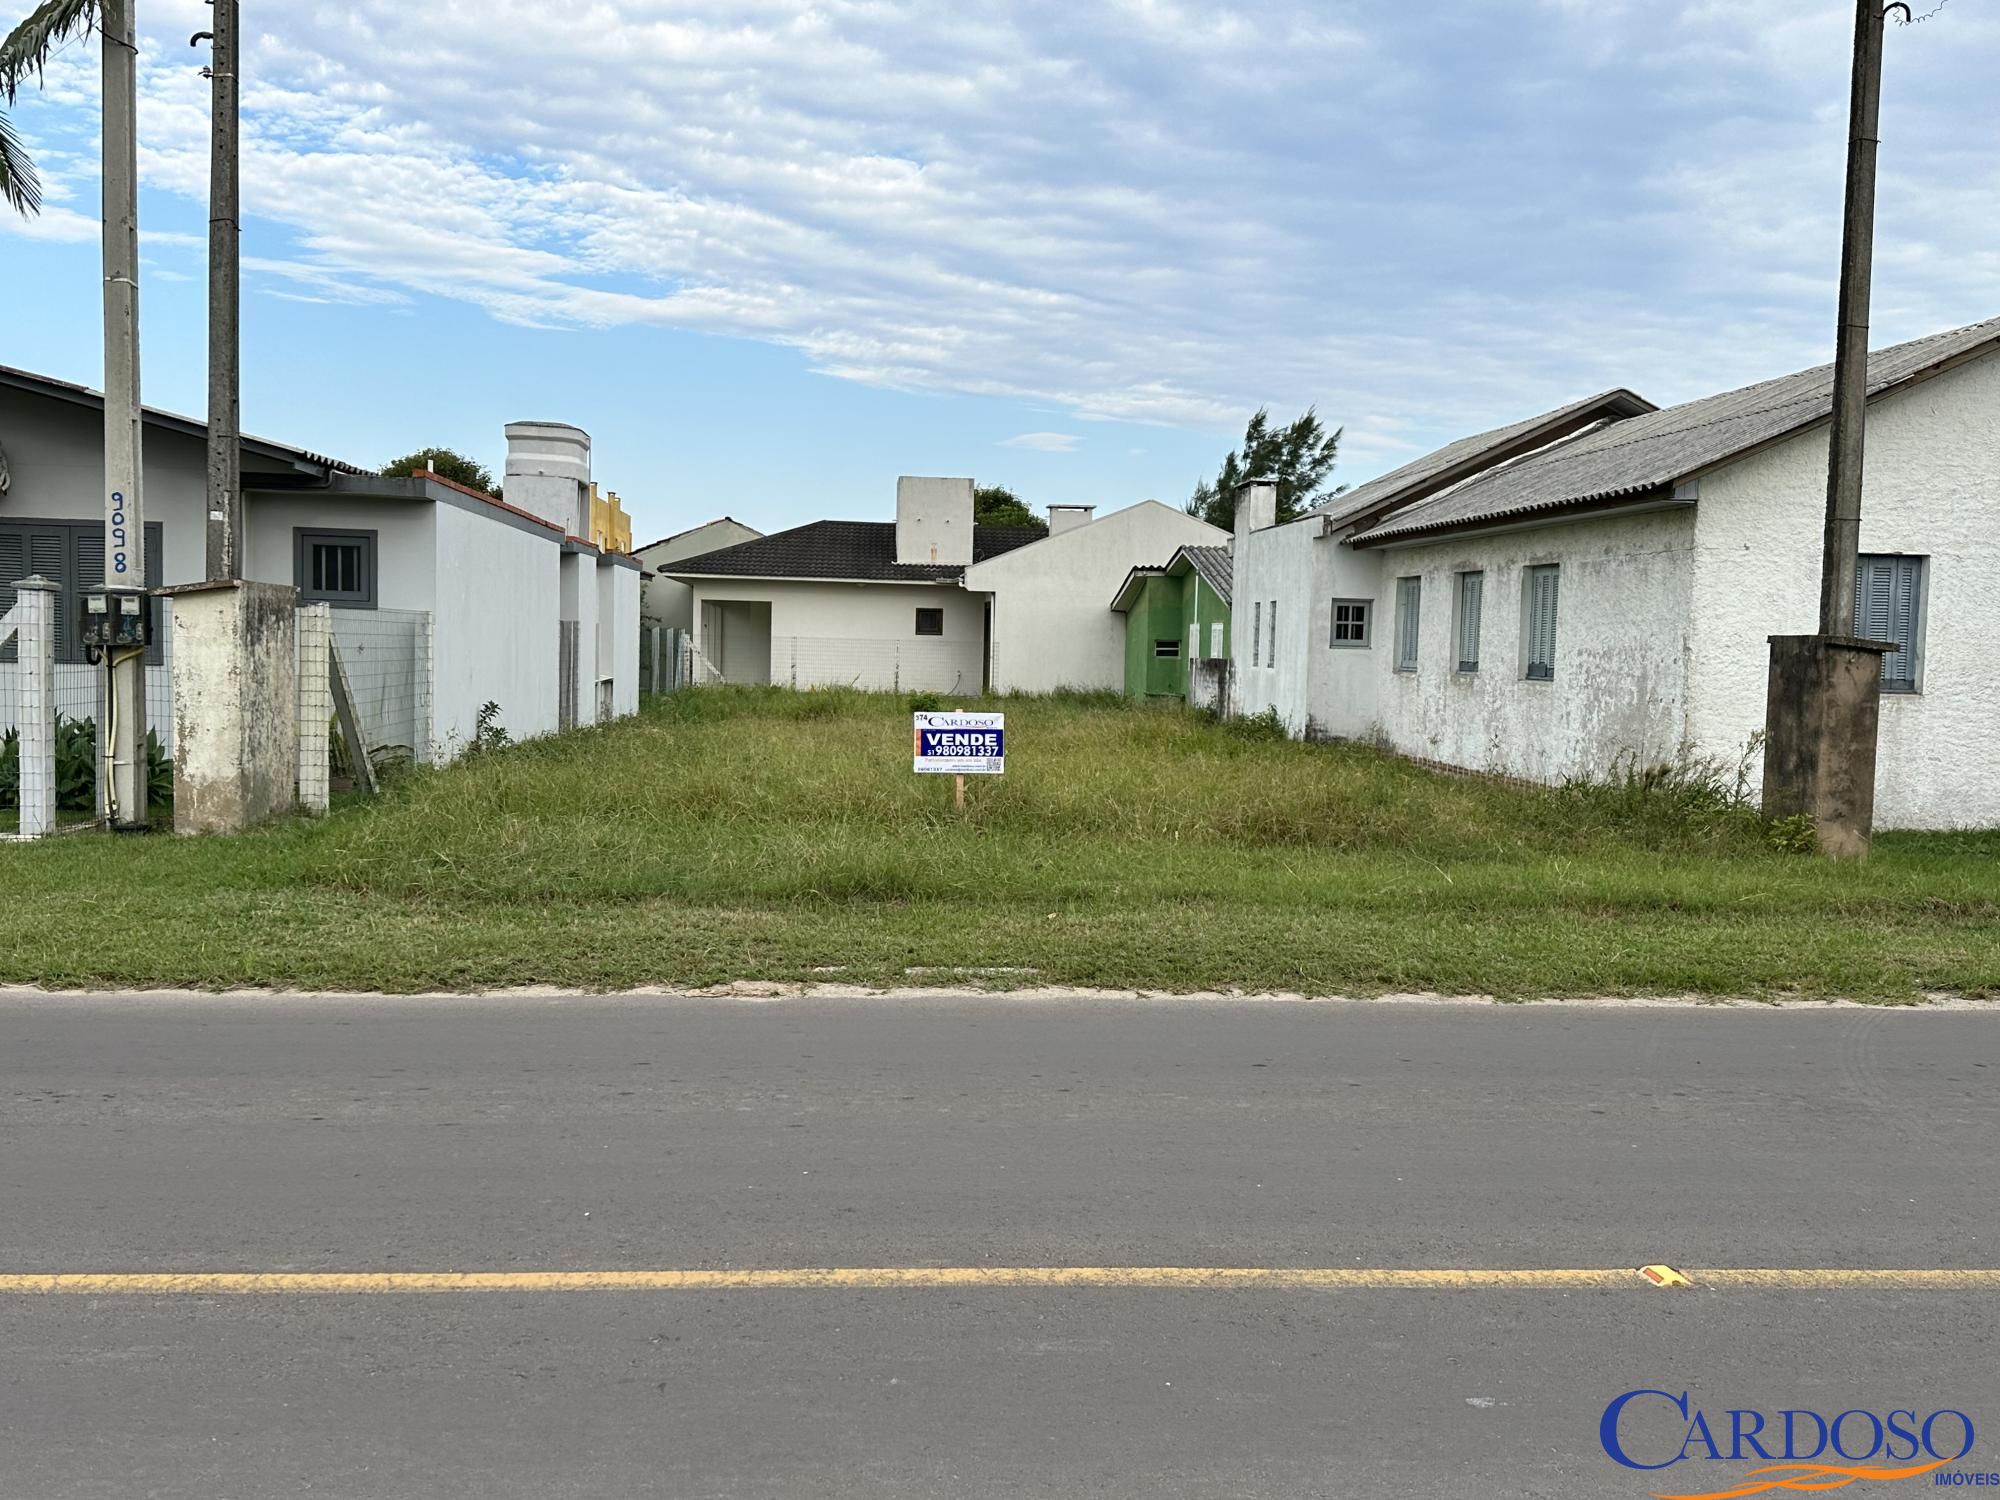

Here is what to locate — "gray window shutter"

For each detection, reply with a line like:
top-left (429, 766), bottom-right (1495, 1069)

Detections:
top-left (31, 529), bottom-right (71, 664)
top-left (1857, 555), bottom-right (1921, 689)
top-left (1457, 573), bottom-right (1482, 670)
top-left (1396, 577), bottom-right (1421, 670)
top-left (1526, 566), bottom-right (1558, 679)
top-left (1267, 601), bottom-right (1277, 666)
top-left (0, 528), bottom-right (23, 664)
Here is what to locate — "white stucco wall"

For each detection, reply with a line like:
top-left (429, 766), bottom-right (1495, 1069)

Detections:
top-left (1687, 349), bottom-right (2000, 828)
top-left (691, 579), bottom-right (984, 693)
top-left (1229, 514), bottom-right (1319, 731)
top-left (1365, 507), bottom-right (1696, 780)
top-left (598, 559), bottom-right (640, 718)
top-left (965, 501), bottom-right (1226, 694)
top-left (636, 519), bottom-right (761, 630)
top-left (244, 493), bottom-right (437, 607)
top-left (432, 501), bottom-right (562, 751)
top-left (559, 549), bottom-right (601, 726)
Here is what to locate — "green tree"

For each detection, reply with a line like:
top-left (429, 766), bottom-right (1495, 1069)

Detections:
top-left (383, 446), bottom-right (496, 495)
top-left (1185, 407), bottom-right (1344, 531)
top-left (1, 1), bottom-right (101, 216)
top-left (974, 485), bottom-right (1047, 533)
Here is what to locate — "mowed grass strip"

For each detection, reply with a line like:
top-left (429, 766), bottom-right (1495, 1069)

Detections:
top-left (2, 686), bottom-right (1997, 997)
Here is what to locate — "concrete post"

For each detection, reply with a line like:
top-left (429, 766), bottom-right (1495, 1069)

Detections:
top-left (1760, 634), bottom-right (1894, 858)
top-left (163, 581), bottom-right (298, 834)
top-left (10, 576), bottom-right (60, 839)
top-left (295, 601), bottom-right (331, 815)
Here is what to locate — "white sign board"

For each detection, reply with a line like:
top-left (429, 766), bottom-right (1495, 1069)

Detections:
top-left (913, 711), bottom-right (1005, 775)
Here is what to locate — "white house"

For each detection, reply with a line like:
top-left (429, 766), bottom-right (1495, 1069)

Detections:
top-left (0, 366), bottom-right (639, 761)
top-left (1232, 314), bottom-right (2000, 830)
top-left (668, 477), bottom-right (1221, 694)
top-left (962, 500), bottom-right (1226, 693)
top-left (635, 518), bottom-right (762, 632)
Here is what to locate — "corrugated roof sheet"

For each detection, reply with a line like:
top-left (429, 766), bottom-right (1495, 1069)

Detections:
top-left (1313, 389), bottom-right (1656, 528)
top-left (1180, 544), bottom-right (1233, 606)
top-left (664, 519), bottom-right (1043, 582)
top-left (1353, 316), bottom-right (2000, 545)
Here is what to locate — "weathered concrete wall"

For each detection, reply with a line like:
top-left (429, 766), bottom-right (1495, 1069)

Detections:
top-left (965, 501), bottom-right (1225, 694)
top-left (431, 501), bottom-right (561, 751)
top-left (167, 581), bottom-right (298, 834)
top-left (1689, 349), bottom-right (2000, 828)
top-left (691, 579), bottom-right (984, 693)
top-left (636, 519), bottom-right (761, 630)
top-left (1365, 507), bottom-right (1695, 781)
top-left (895, 476), bottom-right (974, 567)
top-left (1230, 513), bottom-right (1319, 731)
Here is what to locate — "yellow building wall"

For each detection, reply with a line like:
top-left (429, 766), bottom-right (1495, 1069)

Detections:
top-left (589, 483), bottom-right (633, 554)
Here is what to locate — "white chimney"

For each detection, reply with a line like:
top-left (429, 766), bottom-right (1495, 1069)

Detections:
top-left (1047, 504), bottom-right (1095, 536)
top-left (504, 421), bottom-right (592, 536)
top-left (895, 476), bottom-right (975, 566)
top-left (1234, 478), bottom-right (1278, 542)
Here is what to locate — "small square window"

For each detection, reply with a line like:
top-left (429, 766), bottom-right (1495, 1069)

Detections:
top-left (1154, 638), bottom-right (1180, 658)
top-left (1328, 599), bottom-right (1370, 647)
top-left (295, 528), bottom-right (377, 608)
top-left (914, 607), bottom-right (944, 636)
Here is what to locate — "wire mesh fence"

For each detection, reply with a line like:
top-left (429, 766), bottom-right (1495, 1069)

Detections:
top-left (329, 607), bottom-right (433, 771)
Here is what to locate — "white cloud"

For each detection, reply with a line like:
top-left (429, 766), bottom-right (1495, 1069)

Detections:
top-left (5, 0), bottom-right (1996, 477)
top-left (1000, 432), bottom-right (1079, 453)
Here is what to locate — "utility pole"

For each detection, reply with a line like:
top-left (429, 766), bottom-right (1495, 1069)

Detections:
top-left (1760, 0), bottom-right (1909, 858)
top-left (202, 0), bottom-right (242, 580)
top-left (1818, 0), bottom-right (1908, 634)
top-left (100, 0), bottom-right (148, 829)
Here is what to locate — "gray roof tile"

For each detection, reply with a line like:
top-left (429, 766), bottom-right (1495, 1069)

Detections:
top-left (1352, 316), bottom-right (2000, 545)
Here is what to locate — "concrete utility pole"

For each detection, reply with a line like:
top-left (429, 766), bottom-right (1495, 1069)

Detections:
top-left (100, 0), bottom-right (148, 829)
top-left (1818, 0), bottom-right (1907, 634)
top-left (1760, 0), bottom-right (1909, 858)
top-left (202, 0), bottom-right (242, 580)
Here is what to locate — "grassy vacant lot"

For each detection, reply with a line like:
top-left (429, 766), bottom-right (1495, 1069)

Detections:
top-left (2, 686), bottom-right (1997, 997)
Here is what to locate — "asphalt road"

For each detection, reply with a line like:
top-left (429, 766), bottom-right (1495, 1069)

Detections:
top-left (2, 992), bottom-right (1997, 1499)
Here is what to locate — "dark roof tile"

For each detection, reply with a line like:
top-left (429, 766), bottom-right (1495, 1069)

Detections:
top-left (664, 519), bottom-right (1042, 582)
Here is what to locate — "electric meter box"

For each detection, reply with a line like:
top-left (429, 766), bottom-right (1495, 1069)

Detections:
top-left (80, 587), bottom-right (154, 658)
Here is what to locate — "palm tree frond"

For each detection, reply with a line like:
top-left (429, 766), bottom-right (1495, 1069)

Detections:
top-left (0, 0), bottom-right (100, 105)
top-left (0, 105), bottom-right (42, 214)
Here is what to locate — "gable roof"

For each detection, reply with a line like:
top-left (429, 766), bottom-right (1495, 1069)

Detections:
top-left (1180, 544), bottom-right (1233, 605)
top-left (1109, 542), bottom-right (1235, 612)
top-left (1352, 315), bottom-right (2000, 546)
top-left (633, 517), bottom-right (761, 556)
top-left (0, 362), bottom-right (365, 475)
top-left (663, 519), bottom-right (1042, 584)
top-left (1313, 389), bottom-right (1657, 529)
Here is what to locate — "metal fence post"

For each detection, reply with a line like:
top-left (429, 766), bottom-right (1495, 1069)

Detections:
top-left (295, 601), bottom-right (331, 815)
top-left (11, 577), bottom-right (59, 838)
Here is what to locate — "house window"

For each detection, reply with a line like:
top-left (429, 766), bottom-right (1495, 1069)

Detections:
top-left (1856, 554), bottom-right (1925, 692)
top-left (1189, 623), bottom-right (1201, 660)
top-left (1266, 600), bottom-right (1277, 667)
top-left (1155, 639), bottom-right (1181, 659)
top-left (1251, 601), bottom-right (1262, 666)
top-left (1524, 564), bottom-right (1560, 680)
top-left (1455, 571), bottom-right (1484, 672)
top-left (914, 607), bottom-right (944, 636)
top-left (295, 528), bottom-right (377, 608)
top-left (1329, 599), bottom-right (1370, 647)
top-left (1210, 621), bottom-right (1225, 658)
top-left (1393, 576), bottom-right (1421, 673)
top-left (0, 518), bottom-right (163, 665)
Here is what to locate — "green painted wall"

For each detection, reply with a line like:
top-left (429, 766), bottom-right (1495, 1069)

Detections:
top-left (1122, 575), bottom-right (1188, 698)
top-left (1122, 571), bottom-right (1231, 699)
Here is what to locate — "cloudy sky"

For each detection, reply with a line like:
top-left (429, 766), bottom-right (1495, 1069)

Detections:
top-left (3, 0), bottom-right (1994, 541)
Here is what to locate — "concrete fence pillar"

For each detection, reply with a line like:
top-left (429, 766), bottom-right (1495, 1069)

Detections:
top-left (296, 602), bottom-right (331, 815)
top-left (8, 576), bottom-right (60, 838)
top-left (164, 581), bottom-right (299, 835)
top-left (1761, 633), bottom-right (1893, 858)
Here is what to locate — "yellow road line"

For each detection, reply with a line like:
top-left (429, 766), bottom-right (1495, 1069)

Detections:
top-left (0, 1267), bottom-right (1997, 1294)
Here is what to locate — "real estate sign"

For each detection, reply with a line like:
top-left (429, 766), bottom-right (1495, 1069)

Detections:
top-left (913, 711), bottom-right (1005, 775)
